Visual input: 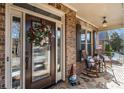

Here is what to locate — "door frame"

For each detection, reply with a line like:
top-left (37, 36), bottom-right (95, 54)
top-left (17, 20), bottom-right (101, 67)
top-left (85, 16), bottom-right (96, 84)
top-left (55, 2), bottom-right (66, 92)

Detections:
top-left (56, 23), bottom-right (63, 82)
top-left (5, 5), bottom-right (24, 89)
top-left (5, 3), bottom-right (65, 89)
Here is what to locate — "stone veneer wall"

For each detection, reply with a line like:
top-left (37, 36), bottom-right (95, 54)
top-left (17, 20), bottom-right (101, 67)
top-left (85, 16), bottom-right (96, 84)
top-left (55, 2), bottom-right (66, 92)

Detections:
top-left (48, 3), bottom-right (77, 78)
top-left (0, 3), bottom-right (5, 89)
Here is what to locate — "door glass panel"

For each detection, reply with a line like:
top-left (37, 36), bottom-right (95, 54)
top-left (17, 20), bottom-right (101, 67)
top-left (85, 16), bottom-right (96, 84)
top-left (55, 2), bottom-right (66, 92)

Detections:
top-left (32, 44), bottom-right (50, 82)
top-left (11, 16), bottom-right (21, 89)
top-left (56, 27), bottom-right (61, 73)
top-left (87, 31), bottom-right (91, 43)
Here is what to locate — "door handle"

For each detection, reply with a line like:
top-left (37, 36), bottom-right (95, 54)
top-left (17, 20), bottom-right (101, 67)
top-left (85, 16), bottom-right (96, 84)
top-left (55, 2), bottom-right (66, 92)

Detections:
top-left (25, 57), bottom-right (29, 69)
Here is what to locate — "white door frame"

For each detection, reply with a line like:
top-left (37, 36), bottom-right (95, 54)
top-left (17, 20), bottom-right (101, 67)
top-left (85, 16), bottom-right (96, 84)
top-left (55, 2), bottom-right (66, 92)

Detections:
top-left (5, 4), bottom-right (11, 89)
top-left (5, 3), bottom-right (65, 88)
top-left (5, 4), bottom-right (24, 89)
top-left (56, 23), bottom-right (63, 82)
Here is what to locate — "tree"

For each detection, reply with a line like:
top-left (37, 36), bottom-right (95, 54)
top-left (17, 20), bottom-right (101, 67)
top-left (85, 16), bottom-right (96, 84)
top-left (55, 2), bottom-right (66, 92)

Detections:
top-left (105, 44), bottom-right (112, 56)
top-left (110, 32), bottom-right (123, 52)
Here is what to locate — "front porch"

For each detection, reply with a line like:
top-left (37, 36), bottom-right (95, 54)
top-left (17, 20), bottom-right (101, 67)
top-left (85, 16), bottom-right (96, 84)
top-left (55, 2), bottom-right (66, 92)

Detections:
top-left (50, 62), bottom-right (124, 89)
top-left (0, 3), bottom-right (124, 89)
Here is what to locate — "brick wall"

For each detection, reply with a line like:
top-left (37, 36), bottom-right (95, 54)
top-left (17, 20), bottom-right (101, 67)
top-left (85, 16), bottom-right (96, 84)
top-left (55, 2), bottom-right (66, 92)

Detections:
top-left (0, 3), bottom-right (5, 89)
top-left (48, 3), bottom-right (77, 78)
top-left (76, 62), bottom-right (85, 75)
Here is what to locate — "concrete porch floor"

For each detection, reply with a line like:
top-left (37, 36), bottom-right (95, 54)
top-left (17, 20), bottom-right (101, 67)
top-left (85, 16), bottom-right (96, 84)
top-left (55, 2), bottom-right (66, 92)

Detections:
top-left (49, 62), bottom-right (124, 89)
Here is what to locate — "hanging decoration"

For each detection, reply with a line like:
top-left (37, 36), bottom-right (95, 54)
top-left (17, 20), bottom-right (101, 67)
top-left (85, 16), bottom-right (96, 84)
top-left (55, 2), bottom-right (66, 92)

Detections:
top-left (27, 21), bottom-right (55, 46)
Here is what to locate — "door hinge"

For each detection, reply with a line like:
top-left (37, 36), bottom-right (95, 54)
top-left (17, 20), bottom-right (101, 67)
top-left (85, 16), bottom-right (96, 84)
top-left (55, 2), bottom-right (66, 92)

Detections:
top-left (7, 56), bottom-right (9, 62)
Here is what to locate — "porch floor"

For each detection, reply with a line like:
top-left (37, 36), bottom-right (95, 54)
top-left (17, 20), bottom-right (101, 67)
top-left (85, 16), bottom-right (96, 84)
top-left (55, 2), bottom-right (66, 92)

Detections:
top-left (50, 62), bottom-right (124, 89)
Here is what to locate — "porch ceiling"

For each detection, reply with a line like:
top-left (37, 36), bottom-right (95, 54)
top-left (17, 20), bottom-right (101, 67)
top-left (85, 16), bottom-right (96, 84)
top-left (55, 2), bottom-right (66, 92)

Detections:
top-left (67, 3), bottom-right (124, 30)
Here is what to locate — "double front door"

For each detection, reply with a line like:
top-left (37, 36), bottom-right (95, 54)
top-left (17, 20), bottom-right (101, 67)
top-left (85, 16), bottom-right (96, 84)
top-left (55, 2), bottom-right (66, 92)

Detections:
top-left (6, 9), bottom-right (63, 89)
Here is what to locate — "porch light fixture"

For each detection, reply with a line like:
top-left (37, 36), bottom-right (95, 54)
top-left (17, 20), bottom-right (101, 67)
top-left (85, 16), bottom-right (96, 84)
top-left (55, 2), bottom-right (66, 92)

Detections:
top-left (102, 16), bottom-right (107, 27)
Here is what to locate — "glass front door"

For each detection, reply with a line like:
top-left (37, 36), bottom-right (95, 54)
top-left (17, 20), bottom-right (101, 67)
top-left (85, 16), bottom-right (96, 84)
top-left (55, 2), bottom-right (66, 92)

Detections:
top-left (25, 14), bottom-right (56, 89)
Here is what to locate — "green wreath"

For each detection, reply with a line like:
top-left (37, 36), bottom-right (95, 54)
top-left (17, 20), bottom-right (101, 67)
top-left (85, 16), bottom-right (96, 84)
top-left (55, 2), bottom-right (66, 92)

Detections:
top-left (27, 24), bottom-right (52, 46)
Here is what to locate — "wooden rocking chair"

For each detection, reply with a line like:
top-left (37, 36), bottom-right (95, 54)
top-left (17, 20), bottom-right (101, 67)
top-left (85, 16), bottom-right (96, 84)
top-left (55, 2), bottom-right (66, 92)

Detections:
top-left (82, 50), bottom-right (99, 77)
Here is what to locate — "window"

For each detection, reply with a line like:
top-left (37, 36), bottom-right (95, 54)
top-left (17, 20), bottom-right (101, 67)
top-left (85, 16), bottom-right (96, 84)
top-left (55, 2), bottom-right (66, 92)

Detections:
top-left (87, 31), bottom-right (91, 56)
top-left (76, 23), bottom-right (93, 62)
top-left (81, 31), bottom-right (92, 56)
top-left (81, 30), bottom-right (86, 51)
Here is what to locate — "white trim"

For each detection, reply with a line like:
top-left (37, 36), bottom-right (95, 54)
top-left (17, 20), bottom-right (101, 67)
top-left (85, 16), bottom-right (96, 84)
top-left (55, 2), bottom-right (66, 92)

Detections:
top-left (22, 13), bottom-right (26, 89)
top-left (10, 4), bottom-right (63, 24)
top-left (62, 3), bottom-right (77, 12)
top-left (5, 5), bottom-right (24, 89)
top-left (62, 15), bottom-right (65, 81)
top-left (30, 3), bottom-right (65, 16)
top-left (5, 4), bottom-right (11, 89)
top-left (77, 15), bottom-right (98, 29)
top-left (55, 24), bottom-right (59, 82)
top-left (56, 23), bottom-right (64, 82)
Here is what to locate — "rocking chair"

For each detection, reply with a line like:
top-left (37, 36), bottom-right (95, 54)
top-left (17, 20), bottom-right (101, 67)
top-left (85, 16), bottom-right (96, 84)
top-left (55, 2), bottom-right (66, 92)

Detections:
top-left (82, 50), bottom-right (99, 77)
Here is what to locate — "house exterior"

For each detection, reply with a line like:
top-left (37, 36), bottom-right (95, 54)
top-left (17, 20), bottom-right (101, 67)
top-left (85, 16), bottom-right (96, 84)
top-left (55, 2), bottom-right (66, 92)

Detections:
top-left (0, 3), bottom-right (99, 89)
top-left (0, 3), bottom-right (124, 89)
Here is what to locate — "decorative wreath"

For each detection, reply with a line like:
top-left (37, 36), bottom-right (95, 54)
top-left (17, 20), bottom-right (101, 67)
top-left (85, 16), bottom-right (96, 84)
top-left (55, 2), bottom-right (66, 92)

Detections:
top-left (27, 21), bottom-right (54, 46)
